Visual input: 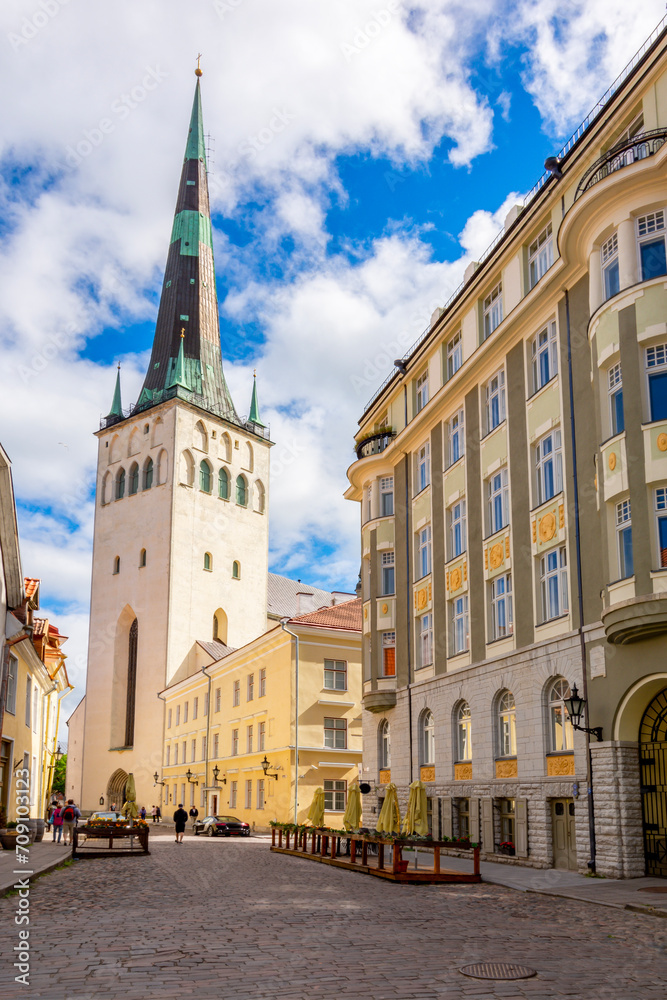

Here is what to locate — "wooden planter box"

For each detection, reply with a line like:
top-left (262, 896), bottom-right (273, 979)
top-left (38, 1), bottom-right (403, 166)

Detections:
top-left (73, 825), bottom-right (150, 858)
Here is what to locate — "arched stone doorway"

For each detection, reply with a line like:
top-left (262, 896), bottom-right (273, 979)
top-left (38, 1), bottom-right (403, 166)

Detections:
top-left (106, 768), bottom-right (128, 810)
top-left (640, 688), bottom-right (667, 877)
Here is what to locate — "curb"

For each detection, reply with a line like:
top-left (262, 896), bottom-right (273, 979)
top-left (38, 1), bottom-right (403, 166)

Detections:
top-left (0, 848), bottom-right (73, 897)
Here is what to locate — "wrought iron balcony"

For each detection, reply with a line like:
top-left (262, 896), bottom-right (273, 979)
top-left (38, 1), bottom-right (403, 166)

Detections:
top-left (355, 429), bottom-right (396, 461)
top-left (574, 128), bottom-right (667, 200)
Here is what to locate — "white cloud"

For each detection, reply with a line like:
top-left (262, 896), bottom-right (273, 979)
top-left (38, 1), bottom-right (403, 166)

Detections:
top-left (458, 190), bottom-right (525, 260)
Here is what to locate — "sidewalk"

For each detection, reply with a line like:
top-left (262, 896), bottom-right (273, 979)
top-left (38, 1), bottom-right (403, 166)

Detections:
top-left (0, 838), bottom-right (72, 895)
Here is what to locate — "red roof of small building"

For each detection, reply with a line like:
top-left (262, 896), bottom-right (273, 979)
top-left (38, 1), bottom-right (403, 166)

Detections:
top-left (24, 578), bottom-right (40, 601)
top-left (290, 597), bottom-right (362, 631)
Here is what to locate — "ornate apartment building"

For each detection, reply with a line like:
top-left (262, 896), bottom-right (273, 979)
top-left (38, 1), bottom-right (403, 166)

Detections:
top-left (346, 21), bottom-right (667, 878)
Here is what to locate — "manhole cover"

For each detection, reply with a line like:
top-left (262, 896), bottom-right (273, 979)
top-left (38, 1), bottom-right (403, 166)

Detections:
top-left (637, 886), bottom-right (667, 893)
top-left (459, 963), bottom-right (537, 981)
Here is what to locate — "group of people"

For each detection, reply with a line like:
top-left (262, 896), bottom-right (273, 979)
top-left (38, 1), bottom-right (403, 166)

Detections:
top-left (46, 799), bottom-right (80, 845)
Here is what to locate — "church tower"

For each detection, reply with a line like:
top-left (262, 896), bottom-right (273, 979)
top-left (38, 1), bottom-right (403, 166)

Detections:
top-left (79, 71), bottom-right (271, 811)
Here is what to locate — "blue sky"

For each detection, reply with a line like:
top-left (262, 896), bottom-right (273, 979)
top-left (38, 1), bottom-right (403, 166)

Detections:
top-left (0, 0), bottom-right (665, 723)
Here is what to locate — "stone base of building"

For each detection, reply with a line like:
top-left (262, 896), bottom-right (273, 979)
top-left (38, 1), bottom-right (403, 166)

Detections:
top-left (590, 741), bottom-right (645, 879)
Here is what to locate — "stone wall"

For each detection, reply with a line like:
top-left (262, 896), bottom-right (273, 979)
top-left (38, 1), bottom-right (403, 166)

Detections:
top-left (591, 741), bottom-right (644, 878)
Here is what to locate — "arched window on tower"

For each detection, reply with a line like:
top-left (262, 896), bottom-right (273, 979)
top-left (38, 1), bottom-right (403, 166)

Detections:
top-left (124, 618), bottom-right (138, 748)
top-left (180, 450), bottom-right (195, 487)
top-left (236, 475), bottom-right (248, 507)
top-left (204, 552), bottom-right (212, 572)
top-left (115, 468), bottom-right (126, 500)
top-left (194, 420), bottom-right (208, 453)
top-left (113, 556), bottom-right (120, 575)
top-left (139, 549), bottom-right (147, 568)
top-left (218, 467), bottom-right (229, 500)
top-left (232, 560), bottom-right (241, 579)
top-left (221, 432), bottom-right (232, 463)
top-left (245, 442), bottom-right (254, 472)
top-left (102, 471), bottom-right (112, 505)
top-left (157, 449), bottom-right (169, 485)
top-left (129, 462), bottom-right (139, 495)
top-left (200, 460), bottom-right (212, 493)
top-left (254, 480), bottom-right (266, 514)
top-left (212, 607), bottom-right (228, 644)
top-left (143, 457), bottom-right (153, 490)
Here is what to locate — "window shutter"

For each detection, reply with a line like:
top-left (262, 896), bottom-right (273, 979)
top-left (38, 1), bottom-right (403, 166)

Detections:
top-left (481, 798), bottom-right (494, 851)
top-left (440, 796), bottom-right (452, 839)
top-left (515, 797), bottom-right (528, 858)
top-left (469, 797), bottom-right (480, 844)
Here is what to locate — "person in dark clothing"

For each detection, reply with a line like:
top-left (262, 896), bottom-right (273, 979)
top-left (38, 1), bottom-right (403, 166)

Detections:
top-left (173, 804), bottom-right (188, 843)
top-left (189, 806), bottom-right (199, 829)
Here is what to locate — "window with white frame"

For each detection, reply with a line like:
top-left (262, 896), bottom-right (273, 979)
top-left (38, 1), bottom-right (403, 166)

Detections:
top-left (231, 729), bottom-right (239, 755)
top-left (608, 363), bottom-right (625, 435)
top-left (380, 476), bottom-right (394, 516)
top-left (324, 779), bottom-right (347, 811)
top-left (457, 702), bottom-right (472, 761)
top-left (193, 697), bottom-right (198, 720)
top-left (420, 710), bottom-right (435, 765)
top-left (213, 733), bottom-right (219, 758)
top-left (233, 680), bottom-right (240, 707)
top-left (449, 499), bottom-right (467, 559)
top-left (529, 222), bottom-right (553, 288)
top-left (167, 708), bottom-right (172, 729)
top-left (540, 546), bottom-right (569, 621)
top-left (365, 485), bottom-right (372, 522)
top-left (259, 668), bottom-right (266, 697)
top-left (245, 779), bottom-right (252, 809)
top-left (381, 551), bottom-right (395, 595)
top-left (247, 673), bottom-right (254, 701)
top-left (324, 717), bottom-right (347, 749)
top-left (173, 743), bottom-right (178, 765)
top-left (258, 721), bottom-right (266, 751)
top-left (379, 719), bottom-right (391, 769)
top-left (612, 112), bottom-right (644, 148)
top-left (417, 442), bottom-right (430, 492)
top-left (535, 430), bottom-right (562, 505)
top-left (616, 499), bottom-right (634, 578)
top-left (324, 659), bottom-right (347, 690)
top-left (257, 779), bottom-right (265, 810)
top-left (487, 467), bottom-right (509, 535)
top-left (416, 368), bottom-right (429, 412)
top-left (246, 725), bottom-right (253, 754)
top-left (32, 687), bottom-right (38, 732)
top-left (601, 232), bottom-right (619, 300)
top-left (191, 738), bottom-right (196, 762)
top-left (446, 331), bottom-right (462, 379)
top-left (656, 487), bottom-right (667, 568)
top-left (183, 701), bottom-right (189, 724)
top-left (531, 322), bottom-right (558, 392)
top-left (382, 632), bottom-right (396, 676)
top-left (451, 595), bottom-right (469, 655)
top-left (230, 780), bottom-right (237, 809)
top-left (182, 741), bottom-right (186, 765)
top-left (6, 655), bottom-right (17, 715)
top-left (214, 687), bottom-right (221, 713)
top-left (637, 210), bottom-right (666, 281)
top-left (485, 370), bottom-right (506, 432)
top-left (549, 678), bottom-right (574, 752)
top-left (498, 691), bottom-right (516, 757)
top-left (166, 744), bottom-right (171, 766)
top-left (417, 525), bottom-right (432, 579)
top-left (175, 704), bottom-right (180, 726)
top-left (201, 735), bottom-right (206, 760)
top-left (447, 409), bottom-right (465, 466)
top-left (646, 343), bottom-right (667, 422)
top-left (491, 573), bottom-right (513, 640)
top-left (483, 282), bottom-right (503, 338)
top-left (417, 613), bottom-right (433, 668)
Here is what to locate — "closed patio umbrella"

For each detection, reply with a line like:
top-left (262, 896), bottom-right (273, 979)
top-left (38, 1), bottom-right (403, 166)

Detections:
top-left (343, 783), bottom-right (362, 831)
top-left (307, 787), bottom-right (325, 827)
top-left (376, 783), bottom-right (401, 834)
top-left (402, 779), bottom-right (428, 836)
top-left (122, 773), bottom-right (138, 823)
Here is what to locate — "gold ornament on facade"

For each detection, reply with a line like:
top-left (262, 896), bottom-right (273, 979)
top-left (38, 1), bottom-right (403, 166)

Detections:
top-left (532, 520), bottom-right (537, 543)
top-left (546, 755), bottom-right (575, 776)
top-left (379, 769), bottom-right (391, 784)
top-left (381, 603), bottom-right (388, 615)
top-left (489, 542), bottom-right (504, 570)
top-left (608, 451), bottom-right (617, 471)
top-left (538, 512), bottom-right (556, 543)
top-left (559, 504), bottom-right (564, 529)
top-left (417, 588), bottom-right (427, 610)
top-left (450, 567), bottom-right (462, 592)
top-left (658, 433), bottom-right (667, 452)
top-left (454, 762), bottom-right (473, 781)
top-left (420, 766), bottom-right (435, 783)
top-left (484, 549), bottom-right (489, 569)
top-left (463, 562), bottom-right (467, 582)
top-left (364, 606), bottom-right (368, 620)
top-left (505, 536), bottom-right (510, 559)
top-left (495, 759), bottom-right (518, 779)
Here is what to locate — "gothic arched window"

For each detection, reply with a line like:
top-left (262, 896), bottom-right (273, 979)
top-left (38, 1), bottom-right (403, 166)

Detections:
top-left (115, 468), bottom-right (126, 500)
top-left (218, 467), bottom-right (229, 500)
top-left (129, 462), bottom-right (139, 496)
top-left (420, 709), bottom-right (435, 765)
top-left (143, 458), bottom-right (153, 490)
top-left (456, 702), bottom-right (472, 761)
top-left (200, 460), bottom-right (212, 493)
top-left (236, 475), bottom-right (248, 507)
top-left (378, 719), bottom-right (391, 770)
top-left (124, 618), bottom-right (138, 748)
top-left (549, 678), bottom-right (573, 752)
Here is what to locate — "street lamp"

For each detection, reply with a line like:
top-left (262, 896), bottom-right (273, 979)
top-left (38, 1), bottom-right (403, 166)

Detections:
top-left (185, 769), bottom-right (200, 786)
top-left (153, 772), bottom-right (166, 787)
top-left (212, 765), bottom-right (226, 785)
top-left (564, 684), bottom-right (603, 742)
top-left (261, 756), bottom-right (279, 781)
top-left (99, 796), bottom-right (105, 806)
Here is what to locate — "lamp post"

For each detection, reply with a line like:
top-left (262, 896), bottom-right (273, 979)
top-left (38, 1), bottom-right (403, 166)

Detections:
top-left (564, 684), bottom-right (603, 742)
top-left (185, 769), bottom-right (200, 786)
top-left (153, 772), bottom-right (166, 787)
top-left (99, 796), bottom-right (105, 807)
top-left (261, 756), bottom-right (279, 781)
top-left (212, 765), bottom-right (226, 785)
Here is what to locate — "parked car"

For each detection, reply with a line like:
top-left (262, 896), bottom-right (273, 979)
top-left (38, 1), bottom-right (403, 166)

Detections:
top-left (193, 815), bottom-right (251, 837)
top-left (88, 811), bottom-right (124, 822)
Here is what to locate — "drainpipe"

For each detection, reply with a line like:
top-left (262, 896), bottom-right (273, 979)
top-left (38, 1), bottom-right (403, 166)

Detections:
top-left (565, 288), bottom-right (597, 872)
top-left (280, 620), bottom-right (300, 825)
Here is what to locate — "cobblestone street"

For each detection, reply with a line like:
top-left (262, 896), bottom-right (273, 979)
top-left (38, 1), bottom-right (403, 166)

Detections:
top-left (2, 834), bottom-right (667, 1000)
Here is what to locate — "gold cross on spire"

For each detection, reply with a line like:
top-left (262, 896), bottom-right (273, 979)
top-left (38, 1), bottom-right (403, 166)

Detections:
top-left (195, 53), bottom-right (203, 77)
top-left (181, 328), bottom-right (185, 338)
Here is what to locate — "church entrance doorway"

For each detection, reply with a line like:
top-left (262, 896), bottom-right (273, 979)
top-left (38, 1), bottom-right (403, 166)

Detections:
top-left (640, 688), bottom-right (667, 877)
top-left (107, 768), bottom-right (128, 811)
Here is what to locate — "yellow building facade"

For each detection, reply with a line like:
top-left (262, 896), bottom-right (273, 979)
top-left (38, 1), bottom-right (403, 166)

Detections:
top-left (158, 600), bottom-right (362, 831)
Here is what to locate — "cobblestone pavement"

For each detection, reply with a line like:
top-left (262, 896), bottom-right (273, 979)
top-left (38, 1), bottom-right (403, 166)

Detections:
top-left (2, 834), bottom-right (666, 1000)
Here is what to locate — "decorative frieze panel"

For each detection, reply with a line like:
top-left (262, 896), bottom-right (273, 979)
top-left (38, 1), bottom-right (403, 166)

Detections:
top-left (420, 765), bottom-right (435, 783)
top-left (484, 529), bottom-right (511, 580)
top-left (379, 769), bottom-right (391, 784)
top-left (377, 596), bottom-right (395, 629)
top-left (601, 435), bottom-right (628, 502)
top-left (446, 560), bottom-right (467, 596)
top-left (531, 496), bottom-right (566, 555)
top-left (495, 759), bottom-right (518, 779)
top-left (546, 754), bottom-right (575, 776)
top-left (454, 762), bottom-right (472, 781)
top-left (413, 578), bottom-right (432, 616)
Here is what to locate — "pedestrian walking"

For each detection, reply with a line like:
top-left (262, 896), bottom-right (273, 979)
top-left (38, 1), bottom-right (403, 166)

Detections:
top-left (151, 806), bottom-right (157, 823)
top-left (51, 804), bottom-right (63, 843)
top-left (173, 804), bottom-right (188, 843)
top-left (189, 806), bottom-right (199, 828)
top-left (140, 806), bottom-right (146, 821)
top-left (155, 806), bottom-right (161, 823)
top-left (61, 800), bottom-right (80, 846)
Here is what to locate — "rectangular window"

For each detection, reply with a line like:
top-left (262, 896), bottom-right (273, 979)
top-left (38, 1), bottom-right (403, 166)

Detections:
top-left (602, 232), bottom-right (619, 300)
top-left (25, 676), bottom-right (31, 728)
top-left (324, 717), bottom-right (347, 749)
top-left (417, 525), bottom-right (432, 579)
top-left (230, 780), bottom-right (238, 809)
top-left (616, 499), bottom-right (634, 578)
top-left (32, 688), bottom-right (38, 733)
top-left (535, 430), bottom-right (562, 505)
top-left (416, 368), bottom-right (429, 412)
top-left (191, 738), bottom-right (196, 762)
top-left (213, 733), bottom-right (219, 758)
top-left (381, 551), bottom-right (395, 595)
top-left (529, 222), bottom-right (553, 288)
top-left (245, 779), bottom-right (252, 809)
top-left (202, 735), bottom-right (206, 761)
top-left (258, 720), bottom-right (266, 751)
top-left (491, 573), bottom-right (513, 639)
top-left (483, 282), bottom-right (503, 338)
top-left (324, 779), bottom-right (347, 812)
top-left (531, 321), bottom-right (558, 392)
top-left (656, 488), bottom-right (667, 568)
top-left (382, 632), bottom-right (396, 676)
top-left (246, 725), bottom-right (253, 754)
top-left (485, 370), bottom-right (506, 432)
top-left (231, 729), bottom-right (239, 756)
top-left (182, 741), bottom-right (186, 764)
top-left (167, 708), bottom-right (172, 729)
top-left (324, 658), bottom-right (347, 690)
top-left (451, 596), bottom-right (469, 655)
top-left (175, 705), bottom-right (180, 726)
top-left (487, 468), bottom-right (509, 535)
top-left (166, 745), bottom-right (171, 766)
top-left (214, 688), bottom-right (221, 713)
top-left (257, 779), bottom-right (265, 810)
top-left (6, 655), bottom-right (17, 715)
top-left (608, 363), bottom-right (625, 435)
top-left (647, 343), bottom-right (667, 421)
top-left (500, 797), bottom-right (516, 846)
top-left (233, 680), bottom-right (240, 707)
top-left (449, 500), bottom-right (467, 559)
top-left (193, 697), bottom-right (198, 720)
top-left (417, 442), bottom-right (430, 492)
top-left (447, 409), bottom-right (465, 466)
top-left (174, 744), bottom-right (178, 765)
top-left (204, 692), bottom-right (208, 716)
top-left (183, 701), bottom-right (188, 724)
top-left (446, 331), bottom-right (462, 379)
top-left (418, 613), bottom-right (433, 667)
top-left (637, 210), bottom-right (666, 281)
top-left (540, 546), bottom-right (569, 621)
top-left (247, 674), bottom-right (254, 702)
top-left (259, 668), bottom-right (266, 698)
top-left (380, 476), bottom-right (394, 516)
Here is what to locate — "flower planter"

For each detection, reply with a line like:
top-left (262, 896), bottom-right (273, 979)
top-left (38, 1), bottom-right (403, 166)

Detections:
top-left (0, 830), bottom-right (20, 850)
top-left (498, 844), bottom-right (515, 856)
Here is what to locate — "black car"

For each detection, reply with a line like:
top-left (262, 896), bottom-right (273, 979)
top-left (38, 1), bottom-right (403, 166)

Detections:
top-left (193, 815), bottom-right (251, 837)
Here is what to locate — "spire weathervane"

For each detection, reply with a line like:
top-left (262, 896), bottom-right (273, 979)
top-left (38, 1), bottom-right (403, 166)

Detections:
top-left (195, 53), bottom-right (203, 77)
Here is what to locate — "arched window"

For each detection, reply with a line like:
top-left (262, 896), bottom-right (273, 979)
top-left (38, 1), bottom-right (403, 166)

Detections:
top-left (378, 719), bottom-right (391, 770)
top-left (420, 710), bottom-right (435, 765)
top-left (255, 480), bottom-right (265, 514)
top-left (102, 471), bottom-right (112, 505)
top-left (113, 556), bottom-right (120, 575)
top-left (213, 614), bottom-right (219, 639)
top-left (180, 450), bottom-right (194, 487)
top-left (115, 468), bottom-right (126, 500)
top-left (139, 549), bottom-right (147, 568)
top-left (124, 618), bottom-right (138, 747)
top-left (151, 417), bottom-right (164, 448)
top-left (221, 432), bottom-right (232, 463)
top-left (218, 467), bottom-right (229, 500)
top-left (109, 434), bottom-right (121, 464)
top-left (232, 560), bottom-right (240, 579)
top-left (200, 460), bottom-right (212, 493)
top-left (143, 458), bottom-right (153, 490)
top-left (194, 420), bottom-right (208, 453)
top-left (157, 449), bottom-right (168, 485)
top-left (129, 462), bottom-right (139, 495)
top-left (204, 552), bottom-right (212, 571)
top-left (212, 607), bottom-right (228, 644)
top-left (456, 702), bottom-right (472, 761)
top-left (549, 678), bottom-right (574, 752)
top-left (236, 475), bottom-right (248, 507)
top-left (245, 442), bottom-right (254, 472)
top-left (127, 428), bottom-right (141, 457)
top-left (497, 691), bottom-right (516, 757)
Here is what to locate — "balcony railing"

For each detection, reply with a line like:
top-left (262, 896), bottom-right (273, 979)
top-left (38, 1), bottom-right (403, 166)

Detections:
top-left (355, 429), bottom-right (396, 461)
top-left (574, 128), bottom-right (667, 200)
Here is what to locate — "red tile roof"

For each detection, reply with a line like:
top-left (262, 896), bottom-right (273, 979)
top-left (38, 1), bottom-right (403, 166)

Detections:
top-left (24, 578), bottom-right (40, 601)
top-left (290, 597), bottom-right (362, 631)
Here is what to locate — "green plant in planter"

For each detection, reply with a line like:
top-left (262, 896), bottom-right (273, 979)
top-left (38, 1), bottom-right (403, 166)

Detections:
top-left (7, 821), bottom-right (18, 830)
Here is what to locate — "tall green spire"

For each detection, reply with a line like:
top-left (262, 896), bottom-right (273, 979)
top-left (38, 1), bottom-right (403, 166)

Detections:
top-left (108, 363), bottom-right (123, 419)
top-left (185, 77), bottom-right (206, 165)
top-left (248, 371), bottom-right (265, 427)
top-left (167, 331), bottom-right (191, 390)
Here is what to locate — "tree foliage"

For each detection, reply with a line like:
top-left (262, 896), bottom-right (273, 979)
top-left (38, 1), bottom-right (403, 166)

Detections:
top-left (52, 754), bottom-right (67, 794)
